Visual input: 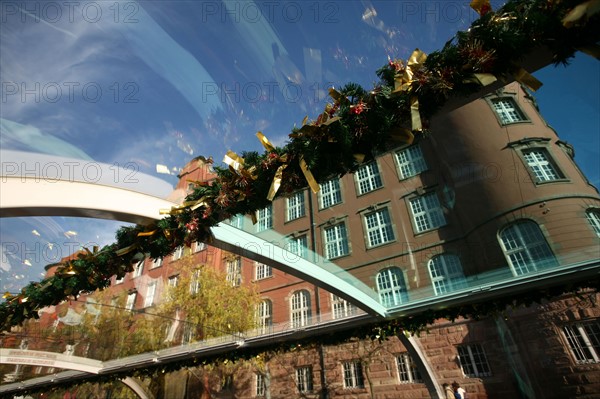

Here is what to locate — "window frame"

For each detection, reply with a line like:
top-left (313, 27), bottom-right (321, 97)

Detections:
top-left (318, 178), bottom-right (342, 209)
top-left (396, 353), bottom-right (423, 384)
top-left (172, 246), bottom-right (184, 261)
top-left (286, 191), bottom-right (306, 221)
top-left (323, 222), bottom-right (350, 259)
top-left (331, 294), bottom-right (357, 319)
top-left (457, 343), bottom-right (492, 378)
top-left (295, 366), bottom-right (314, 393)
top-left (488, 96), bottom-right (529, 125)
top-left (342, 360), bottom-right (365, 389)
top-left (586, 208), bottom-right (600, 237)
top-left (257, 299), bottom-right (273, 333)
top-left (286, 234), bottom-right (308, 259)
top-left (498, 219), bottom-right (556, 276)
top-left (562, 320), bottom-right (600, 364)
top-left (226, 257), bottom-right (242, 287)
top-left (521, 147), bottom-right (565, 183)
top-left (408, 191), bottom-right (447, 234)
top-left (125, 292), bottom-right (137, 311)
top-left (256, 205), bottom-right (273, 232)
top-left (354, 162), bottom-right (384, 195)
top-left (427, 254), bottom-right (467, 295)
top-left (395, 144), bottom-right (428, 180)
top-left (144, 280), bottom-right (157, 308)
top-left (133, 260), bottom-right (144, 278)
top-left (376, 267), bottom-right (408, 307)
top-left (256, 373), bottom-right (266, 397)
top-left (255, 262), bottom-right (272, 280)
top-left (363, 207), bottom-right (395, 248)
top-left (290, 290), bottom-right (311, 328)
top-left (150, 257), bottom-right (163, 269)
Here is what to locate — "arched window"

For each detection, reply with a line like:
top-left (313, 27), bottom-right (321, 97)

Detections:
top-left (428, 254), bottom-right (467, 295)
top-left (290, 290), bottom-right (311, 328)
top-left (586, 208), bottom-right (600, 237)
top-left (256, 300), bottom-right (272, 333)
top-left (376, 267), bottom-right (408, 307)
top-left (498, 220), bottom-right (556, 276)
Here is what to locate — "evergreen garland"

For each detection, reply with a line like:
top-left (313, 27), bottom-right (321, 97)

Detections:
top-left (2, 0), bottom-right (599, 336)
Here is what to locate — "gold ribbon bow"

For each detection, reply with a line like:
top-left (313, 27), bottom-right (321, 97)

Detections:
top-left (393, 49), bottom-right (427, 131)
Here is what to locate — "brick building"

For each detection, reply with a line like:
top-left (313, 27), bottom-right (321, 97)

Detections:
top-left (30, 83), bottom-right (600, 398)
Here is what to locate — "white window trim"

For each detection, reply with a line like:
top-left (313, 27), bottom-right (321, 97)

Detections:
top-left (296, 366), bottom-right (313, 393)
top-left (342, 361), bottom-right (364, 389)
top-left (150, 257), bottom-right (163, 269)
top-left (193, 241), bottom-right (207, 253)
top-left (255, 262), bottom-right (272, 280)
top-left (364, 208), bottom-right (395, 247)
top-left (290, 290), bottom-right (311, 328)
top-left (144, 281), bottom-right (157, 308)
top-left (125, 292), bottom-right (136, 311)
top-left (256, 373), bottom-right (266, 397)
top-left (376, 267), bottom-right (408, 307)
top-left (286, 235), bottom-right (308, 259)
top-left (586, 208), bottom-right (600, 237)
top-left (397, 353), bottom-right (422, 383)
top-left (256, 206), bottom-right (273, 232)
top-left (395, 145), bottom-right (427, 180)
top-left (409, 191), bottom-right (447, 233)
top-left (133, 260), bottom-right (144, 278)
top-left (427, 254), bottom-right (467, 295)
top-left (498, 220), bottom-right (556, 276)
top-left (257, 300), bottom-right (272, 333)
top-left (318, 179), bottom-right (342, 209)
top-left (563, 321), bottom-right (600, 364)
top-left (490, 96), bottom-right (528, 125)
top-left (172, 246), bottom-right (184, 261)
top-left (355, 162), bottom-right (383, 195)
top-left (331, 294), bottom-right (357, 319)
top-left (226, 257), bottom-right (242, 286)
top-left (522, 148), bottom-right (564, 182)
top-left (457, 344), bottom-right (492, 377)
top-left (324, 222), bottom-right (349, 259)
top-left (286, 191), bottom-right (305, 221)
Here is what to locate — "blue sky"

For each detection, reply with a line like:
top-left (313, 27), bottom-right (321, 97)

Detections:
top-left (1, 0), bottom-right (598, 294)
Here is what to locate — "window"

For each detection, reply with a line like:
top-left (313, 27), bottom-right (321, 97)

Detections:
top-left (491, 97), bottom-right (526, 124)
top-left (182, 322), bottom-right (195, 344)
top-left (144, 281), bottom-right (157, 308)
top-left (428, 254), bottom-right (467, 295)
top-left (287, 235), bottom-right (308, 259)
top-left (133, 260), bottom-right (144, 278)
top-left (376, 267), bottom-right (408, 307)
top-left (319, 179), bottom-right (342, 208)
top-left (168, 275), bottom-right (179, 288)
top-left (290, 290), bottom-right (311, 328)
top-left (296, 366), bottom-right (313, 393)
top-left (457, 344), bottom-right (492, 377)
top-left (189, 269), bottom-right (201, 294)
top-left (498, 220), bottom-right (556, 276)
top-left (396, 145), bottom-right (427, 179)
top-left (229, 214), bottom-right (244, 229)
top-left (256, 206), bottom-right (273, 232)
top-left (172, 246), bottom-right (184, 261)
top-left (563, 321), bottom-right (600, 364)
top-left (397, 353), bottom-right (422, 383)
top-left (332, 294), bottom-right (357, 319)
top-left (257, 300), bottom-right (272, 333)
top-left (256, 373), bottom-right (266, 397)
top-left (409, 192), bottom-right (446, 233)
top-left (364, 208), bottom-right (395, 247)
top-left (125, 292), bottom-right (136, 311)
top-left (522, 149), bottom-right (563, 182)
top-left (587, 209), bottom-right (600, 237)
top-left (226, 257), bottom-right (242, 286)
top-left (342, 361), bottom-right (364, 389)
top-left (114, 275), bottom-right (125, 285)
top-left (151, 257), bottom-right (163, 268)
top-left (355, 162), bottom-right (383, 195)
top-left (193, 241), bottom-right (206, 253)
top-left (255, 262), bottom-right (272, 280)
top-left (287, 191), bottom-right (305, 221)
top-left (324, 223), bottom-right (349, 259)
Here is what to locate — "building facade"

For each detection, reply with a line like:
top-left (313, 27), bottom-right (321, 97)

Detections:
top-left (22, 83), bottom-right (600, 398)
